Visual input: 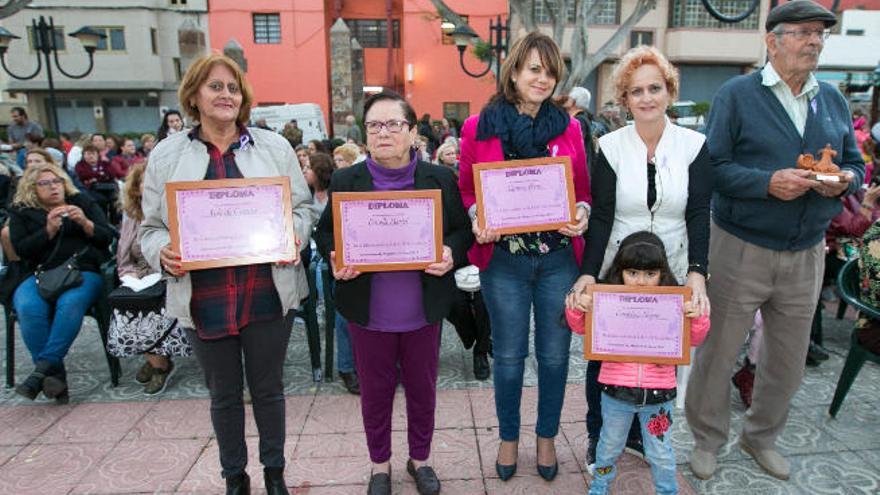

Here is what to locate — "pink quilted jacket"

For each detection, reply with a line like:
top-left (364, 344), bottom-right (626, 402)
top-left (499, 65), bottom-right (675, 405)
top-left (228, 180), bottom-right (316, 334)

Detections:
top-left (457, 114), bottom-right (592, 270)
top-left (565, 306), bottom-right (710, 389)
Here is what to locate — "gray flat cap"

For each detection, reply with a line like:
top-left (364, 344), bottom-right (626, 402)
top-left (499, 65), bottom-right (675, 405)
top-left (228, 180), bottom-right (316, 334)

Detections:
top-left (766, 0), bottom-right (837, 32)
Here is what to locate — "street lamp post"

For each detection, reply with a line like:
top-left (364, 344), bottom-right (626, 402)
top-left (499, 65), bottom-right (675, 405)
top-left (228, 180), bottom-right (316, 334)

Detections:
top-left (449, 15), bottom-right (509, 92)
top-left (0, 16), bottom-right (105, 136)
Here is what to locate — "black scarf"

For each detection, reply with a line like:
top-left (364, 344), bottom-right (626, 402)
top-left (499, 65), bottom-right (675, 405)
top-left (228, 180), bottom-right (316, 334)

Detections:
top-left (476, 98), bottom-right (570, 159)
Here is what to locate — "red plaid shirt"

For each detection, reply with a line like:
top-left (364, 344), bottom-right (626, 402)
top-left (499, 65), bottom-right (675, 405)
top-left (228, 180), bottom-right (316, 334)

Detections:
top-left (187, 126), bottom-right (282, 339)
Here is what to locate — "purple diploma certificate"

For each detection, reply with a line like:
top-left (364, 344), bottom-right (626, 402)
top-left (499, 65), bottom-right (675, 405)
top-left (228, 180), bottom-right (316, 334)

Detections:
top-left (589, 290), bottom-right (688, 363)
top-left (474, 157), bottom-right (575, 235)
top-left (335, 191), bottom-right (441, 271)
top-left (169, 179), bottom-right (294, 269)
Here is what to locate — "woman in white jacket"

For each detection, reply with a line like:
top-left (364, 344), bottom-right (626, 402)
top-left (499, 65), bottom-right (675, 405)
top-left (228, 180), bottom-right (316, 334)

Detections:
top-left (140, 54), bottom-right (313, 495)
top-left (565, 45), bottom-right (713, 472)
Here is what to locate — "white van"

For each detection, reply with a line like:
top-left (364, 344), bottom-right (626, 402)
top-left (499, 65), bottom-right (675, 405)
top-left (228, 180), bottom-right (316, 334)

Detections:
top-left (250, 103), bottom-right (328, 144)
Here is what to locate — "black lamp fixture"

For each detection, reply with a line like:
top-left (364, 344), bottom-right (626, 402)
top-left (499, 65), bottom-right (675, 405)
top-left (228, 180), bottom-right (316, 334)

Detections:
top-left (449, 15), bottom-right (509, 91)
top-left (0, 16), bottom-right (105, 136)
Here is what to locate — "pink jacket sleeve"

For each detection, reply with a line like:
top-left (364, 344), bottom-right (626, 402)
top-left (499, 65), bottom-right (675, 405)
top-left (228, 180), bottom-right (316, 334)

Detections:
top-left (567, 118), bottom-right (592, 206)
top-left (457, 116), bottom-right (479, 210)
top-left (690, 313), bottom-right (711, 347)
top-left (565, 307), bottom-right (586, 335)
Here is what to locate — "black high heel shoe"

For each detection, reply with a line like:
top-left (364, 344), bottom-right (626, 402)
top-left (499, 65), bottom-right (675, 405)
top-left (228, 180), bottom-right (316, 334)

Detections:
top-left (495, 441), bottom-right (518, 481)
top-left (536, 437), bottom-right (559, 481)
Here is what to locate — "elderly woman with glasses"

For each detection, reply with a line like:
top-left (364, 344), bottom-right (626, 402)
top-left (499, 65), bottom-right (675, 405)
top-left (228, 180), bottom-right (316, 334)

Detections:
top-left (316, 91), bottom-right (472, 495)
top-left (9, 155), bottom-right (113, 404)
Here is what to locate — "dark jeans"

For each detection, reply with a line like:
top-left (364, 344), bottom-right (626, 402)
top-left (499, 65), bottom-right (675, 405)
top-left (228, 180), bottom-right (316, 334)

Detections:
top-left (186, 313), bottom-right (293, 478)
top-left (586, 360), bottom-right (642, 443)
top-left (481, 246), bottom-right (577, 441)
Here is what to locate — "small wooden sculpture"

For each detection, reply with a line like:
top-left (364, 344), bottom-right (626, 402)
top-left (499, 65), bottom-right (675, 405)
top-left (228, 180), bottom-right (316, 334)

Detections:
top-left (796, 144), bottom-right (840, 175)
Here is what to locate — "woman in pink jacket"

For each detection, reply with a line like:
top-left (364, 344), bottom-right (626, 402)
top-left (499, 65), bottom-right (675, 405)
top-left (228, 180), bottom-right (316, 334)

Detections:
top-left (566, 231), bottom-right (710, 495)
top-left (458, 32), bottom-right (591, 482)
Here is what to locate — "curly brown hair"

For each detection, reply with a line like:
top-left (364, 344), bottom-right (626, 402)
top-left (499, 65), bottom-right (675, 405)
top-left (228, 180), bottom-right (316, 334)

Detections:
top-left (308, 152), bottom-right (336, 192)
top-left (121, 161), bottom-right (147, 221)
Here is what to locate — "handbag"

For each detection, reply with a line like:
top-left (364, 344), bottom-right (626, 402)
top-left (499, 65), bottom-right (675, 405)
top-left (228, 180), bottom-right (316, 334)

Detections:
top-left (34, 225), bottom-right (87, 302)
top-left (107, 280), bottom-right (166, 312)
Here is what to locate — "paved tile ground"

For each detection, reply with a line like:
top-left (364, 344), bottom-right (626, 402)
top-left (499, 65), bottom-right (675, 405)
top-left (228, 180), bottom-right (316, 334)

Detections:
top-left (1, 302), bottom-right (879, 494)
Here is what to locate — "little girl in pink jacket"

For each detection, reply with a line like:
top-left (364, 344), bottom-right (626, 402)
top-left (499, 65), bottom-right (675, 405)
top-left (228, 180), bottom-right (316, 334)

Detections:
top-left (565, 231), bottom-right (709, 495)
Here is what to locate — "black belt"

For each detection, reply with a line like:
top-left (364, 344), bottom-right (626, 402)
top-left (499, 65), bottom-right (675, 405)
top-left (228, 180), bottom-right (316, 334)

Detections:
top-left (602, 385), bottom-right (677, 406)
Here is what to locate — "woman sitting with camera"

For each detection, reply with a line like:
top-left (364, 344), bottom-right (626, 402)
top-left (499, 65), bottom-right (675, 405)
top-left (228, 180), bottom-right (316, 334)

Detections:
top-left (9, 157), bottom-right (113, 403)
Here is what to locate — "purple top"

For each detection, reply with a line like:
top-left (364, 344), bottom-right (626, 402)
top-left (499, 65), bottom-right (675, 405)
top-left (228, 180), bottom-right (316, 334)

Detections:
top-left (364, 151), bottom-right (429, 332)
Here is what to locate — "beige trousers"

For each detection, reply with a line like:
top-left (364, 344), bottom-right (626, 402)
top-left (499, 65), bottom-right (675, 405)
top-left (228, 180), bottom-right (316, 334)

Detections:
top-left (685, 222), bottom-right (824, 452)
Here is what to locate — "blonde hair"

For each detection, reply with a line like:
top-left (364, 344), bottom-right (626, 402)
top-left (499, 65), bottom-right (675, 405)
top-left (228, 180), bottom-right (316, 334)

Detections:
top-left (122, 161), bottom-right (147, 221)
top-left (435, 141), bottom-right (458, 165)
top-left (496, 32), bottom-right (565, 106)
top-left (13, 161), bottom-right (79, 209)
top-left (333, 143), bottom-right (359, 164)
top-left (74, 134), bottom-right (92, 148)
top-left (178, 54), bottom-right (253, 126)
top-left (611, 45), bottom-right (679, 110)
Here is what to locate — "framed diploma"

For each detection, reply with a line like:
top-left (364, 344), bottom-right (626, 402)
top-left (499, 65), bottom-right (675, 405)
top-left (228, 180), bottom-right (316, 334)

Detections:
top-left (584, 285), bottom-right (692, 365)
top-left (332, 190), bottom-right (443, 273)
top-left (473, 156), bottom-right (576, 235)
top-left (166, 177), bottom-right (297, 271)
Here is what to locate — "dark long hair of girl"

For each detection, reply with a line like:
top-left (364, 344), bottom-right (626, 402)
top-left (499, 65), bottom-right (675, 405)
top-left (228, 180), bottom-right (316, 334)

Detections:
top-left (156, 110), bottom-right (183, 142)
top-left (602, 231), bottom-right (679, 287)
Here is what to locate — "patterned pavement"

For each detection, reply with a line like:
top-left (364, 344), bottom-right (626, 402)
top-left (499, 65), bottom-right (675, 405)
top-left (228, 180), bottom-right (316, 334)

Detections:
top-left (1, 303), bottom-right (879, 494)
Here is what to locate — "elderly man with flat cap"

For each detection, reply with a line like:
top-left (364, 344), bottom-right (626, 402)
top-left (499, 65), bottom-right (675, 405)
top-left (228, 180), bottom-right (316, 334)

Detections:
top-left (685, 0), bottom-right (864, 481)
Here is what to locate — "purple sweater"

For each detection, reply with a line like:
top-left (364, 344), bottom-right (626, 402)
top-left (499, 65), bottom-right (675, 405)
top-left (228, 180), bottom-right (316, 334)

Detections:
top-left (364, 153), bottom-right (429, 332)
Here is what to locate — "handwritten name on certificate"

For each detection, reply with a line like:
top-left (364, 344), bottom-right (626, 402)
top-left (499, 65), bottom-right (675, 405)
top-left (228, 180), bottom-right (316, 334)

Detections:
top-left (332, 190), bottom-right (443, 272)
top-left (584, 285), bottom-right (692, 365)
top-left (474, 156), bottom-right (576, 235)
top-left (166, 177), bottom-right (296, 270)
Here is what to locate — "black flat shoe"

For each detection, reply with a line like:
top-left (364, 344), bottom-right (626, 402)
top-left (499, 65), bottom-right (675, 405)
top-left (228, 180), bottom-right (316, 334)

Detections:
top-left (14, 360), bottom-right (54, 401)
top-left (340, 371), bottom-right (360, 395)
top-left (263, 466), bottom-right (289, 495)
top-left (473, 352), bottom-right (490, 381)
top-left (367, 468), bottom-right (391, 495)
top-left (226, 471), bottom-right (250, 495)
top-left (407, 459), bottom-right (440, 495)
top-left (42, 362), bottom-right (68, 401)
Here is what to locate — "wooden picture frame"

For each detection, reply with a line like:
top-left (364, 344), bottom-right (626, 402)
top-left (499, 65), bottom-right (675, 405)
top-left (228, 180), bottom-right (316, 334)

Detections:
top-left (332, 190), bottom-right (443, 273)
top-left (584, 285), bottom-right (693, 365)
top-left (473, 156), bottom-right (576, 235)
top-left (166, 177), bottom-right (297, 271)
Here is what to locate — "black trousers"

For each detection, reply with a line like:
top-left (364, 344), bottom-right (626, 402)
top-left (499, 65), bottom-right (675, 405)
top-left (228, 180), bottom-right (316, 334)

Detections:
top-left (446, 289), bottom-right (492, 354)
top-left (186, 313), bottom-right (293, 478)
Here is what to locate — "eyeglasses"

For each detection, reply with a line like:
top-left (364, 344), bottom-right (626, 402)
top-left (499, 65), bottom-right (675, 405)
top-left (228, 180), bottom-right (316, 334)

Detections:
top-left (364, 120), bottom-right (410, 134)
top-left (35, 178), bottom-right (64, 188)
top-left (774, 28), bottom-right (831, 40)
